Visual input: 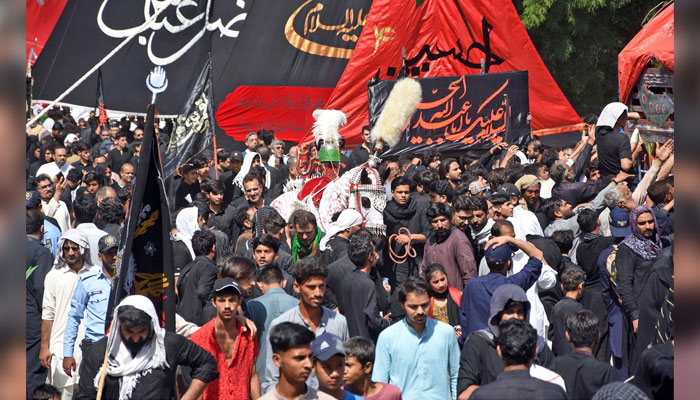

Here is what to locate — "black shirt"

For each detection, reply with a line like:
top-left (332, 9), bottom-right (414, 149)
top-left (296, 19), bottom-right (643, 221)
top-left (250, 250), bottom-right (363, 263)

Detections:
top-left (595, 126), bottom-right (632, 178)
top-left (75, 332), bottom-right (218, 400)
top-left (551, 350), bottom-right (616, 399)
top-left (206, 203), bottom-right (237, 244)
top-left (321, 235), bottom-right (350, 266)
top-left (174, 180), bottom-right (200, 211)
top-left (26, 236), bottom-right (54, 345)
top-left (349, 144), bottom-right (370, 167)
top-left (470, 369), bottom-right (568, 400)
top-left (340, 270), bottom-right (390, 342)
top-left (549, 297), bottom-right (583, 357)
top-left (176, 255), bottom-right (218, 326)
top-left (107, 147), bottom-right (133, 173)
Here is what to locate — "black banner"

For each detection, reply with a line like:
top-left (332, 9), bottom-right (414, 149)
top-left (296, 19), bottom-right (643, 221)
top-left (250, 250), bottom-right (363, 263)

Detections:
top-left (32, 0), bottom-right (371, 147)
top-left (163, 57), bottom-right (213, 179)
top-left (107, 103), bottom-right (176, 331)
top-left (372, 71), bottom-right (530, 157)
top-left (96, 68), bottom-right (108, 127)
top-left (33, 0), bottom-right (249, 116)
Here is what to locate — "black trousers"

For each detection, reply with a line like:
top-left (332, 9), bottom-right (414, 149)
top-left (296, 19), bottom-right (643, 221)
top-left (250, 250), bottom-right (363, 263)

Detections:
top-left (26, 339), bottom-right (47, 398)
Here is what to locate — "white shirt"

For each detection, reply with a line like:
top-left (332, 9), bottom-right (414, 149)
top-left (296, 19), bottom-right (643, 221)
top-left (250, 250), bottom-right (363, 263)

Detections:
top-left (530, 365), bottom-right (567, 392)
top-left (36, 161), bottom-right (74, 179)
top-left (42, 198), bottom-right (71, 233)
top-left (539, 178), bottom-right (555, 199)
top-left (75, 223), bottom-right (109, 267)
top-left (509, 206), bottom-right (544, 240)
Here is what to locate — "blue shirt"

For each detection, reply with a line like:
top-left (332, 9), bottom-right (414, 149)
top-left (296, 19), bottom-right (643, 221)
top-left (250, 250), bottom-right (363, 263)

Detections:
top-left (343, 390), bottom-right (364, 399)
top-left (460, 257), bottom-right (542, 337)
top-left (372, 318), bottom-right (460, 400)
top-left (63, 269), bottom-right (112, 357)
top-left (43, 220), bottom-right (60, 256)
top-left (246, 288), bottom-right (299, 379)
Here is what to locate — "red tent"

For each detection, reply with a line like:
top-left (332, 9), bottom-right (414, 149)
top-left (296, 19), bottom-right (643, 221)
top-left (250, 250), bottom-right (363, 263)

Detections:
top-left (310, 0), bottom-right (585, 146)
top-left (618, 3), bottom-right (674, 104)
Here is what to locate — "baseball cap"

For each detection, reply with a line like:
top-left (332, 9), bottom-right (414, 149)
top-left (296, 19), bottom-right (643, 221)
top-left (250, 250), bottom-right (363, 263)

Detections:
top-left (609, 207), bottom-right (632, 238)
top-left (98, 234), bottom-right (118, 253)
top-left (311, 332), bottom-right (345, 361)
top-left (484, 242), bottom-right (514, 263)
top-left (213, 277), bottom-right (241, 295)
top-left (63, 133), bottom-right (79, 145)
top-left (26, 190), bottom-right (41, 209)
top-left (489, 192), bottom-right (510, 206)
top-left (230, 151), bottom-right (243, 162)
top-left (468, 181), bottom-right (486, 195)
top-left (52, 122), bottom-right (63, 131)
top-left (495, 183), bottom-right (519, 198)
top-left (182, 164), bottom-right (197, 174)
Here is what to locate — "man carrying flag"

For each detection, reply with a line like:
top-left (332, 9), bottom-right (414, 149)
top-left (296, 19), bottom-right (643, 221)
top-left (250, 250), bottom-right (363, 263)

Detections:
top-left (75, 295), bottom-right (217, 400)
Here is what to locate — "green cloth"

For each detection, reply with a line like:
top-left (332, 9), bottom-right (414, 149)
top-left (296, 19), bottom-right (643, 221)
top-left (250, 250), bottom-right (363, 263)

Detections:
top-left (318, 148), bottom-right (341, 162)
top-left (292, 227), bottom-right (322, 262)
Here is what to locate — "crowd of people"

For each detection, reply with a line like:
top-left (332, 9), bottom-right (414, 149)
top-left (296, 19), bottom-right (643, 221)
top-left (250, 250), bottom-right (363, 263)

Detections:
top-left (25, 101), bottom-right (673, 400)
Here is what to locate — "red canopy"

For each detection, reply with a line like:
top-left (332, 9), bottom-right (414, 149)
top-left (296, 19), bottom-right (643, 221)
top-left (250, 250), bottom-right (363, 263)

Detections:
top-left (308, 0), bottom-right (584, 146)
top-left (618, 3), bottom-right (674, 104)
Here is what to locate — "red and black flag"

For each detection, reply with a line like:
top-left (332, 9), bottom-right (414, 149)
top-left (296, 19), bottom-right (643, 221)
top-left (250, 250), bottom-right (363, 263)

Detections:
top-left (96, 68), bottom-right (108, 127)
top-left (106, 102), bottom-right (176, 331)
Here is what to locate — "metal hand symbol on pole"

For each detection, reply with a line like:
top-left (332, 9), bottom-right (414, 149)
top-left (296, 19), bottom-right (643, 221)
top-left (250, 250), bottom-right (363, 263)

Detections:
top-left (146, 66), bottom-right (168, 104)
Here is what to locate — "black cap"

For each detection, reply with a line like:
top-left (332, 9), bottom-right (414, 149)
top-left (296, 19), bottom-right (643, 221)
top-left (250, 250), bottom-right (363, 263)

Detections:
top-left (26, 190), bottom-right (41, 209)
top-left (182, 164), bottom-right (197, 174)
top-left (213, 277), bottom-right (241, 295)
top-left (230, 151), bottom-right (243, 162)
top-left (52, 122), bottom-right (63, 131)
top-left (98, 234), bottom-right (118, 253)
top-left (496, 183), bottom-right (519, 198)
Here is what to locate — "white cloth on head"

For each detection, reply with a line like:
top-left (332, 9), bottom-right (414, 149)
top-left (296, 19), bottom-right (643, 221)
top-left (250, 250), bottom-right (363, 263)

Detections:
top-left (174, 206), bottom-right (200, 259)
top-left (596, 102), bottom-right (628, 129)
top-left (93, 295), bottom-right (169, 400)
top-left (319, 209), bottom-right (363, 251)
top-left (53, 229), bottom-right (92, 269)
top-left (233, 152), bottom-right (271, 190)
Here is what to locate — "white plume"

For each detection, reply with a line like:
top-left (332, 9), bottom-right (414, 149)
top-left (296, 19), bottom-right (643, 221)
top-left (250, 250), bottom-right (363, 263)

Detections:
top-left (371, 78), bottom-right (422, 148)
top-left (312, 109), bottom-right (347, 148)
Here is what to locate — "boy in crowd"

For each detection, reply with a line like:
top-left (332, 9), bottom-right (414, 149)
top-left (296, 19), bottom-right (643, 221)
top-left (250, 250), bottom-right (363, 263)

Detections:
top-left (549, 266), bottom-right (585, 356)
top-left (260, 322), bottom-right (335, 400)
top-left (343, 337), bottom-right (402, 400)
top-left (552, 310), bottom-right (617, 398)
top-left (312, 332), bottom-right (363, 400)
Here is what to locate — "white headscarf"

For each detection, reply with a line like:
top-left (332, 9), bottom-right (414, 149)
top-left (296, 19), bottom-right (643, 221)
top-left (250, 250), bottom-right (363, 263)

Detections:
top-left (233, 152), bottom-right (271, 190)
top-left (93, 295), bottom-right (169, 400)
top-left (596, 102), bottom-right (628, 129)
top-left (173, 207), bottom-right (200, 259)
top-left (53, 229), bottom-right (92, 269)
top-left (319, 209), bottom-right (363, 251)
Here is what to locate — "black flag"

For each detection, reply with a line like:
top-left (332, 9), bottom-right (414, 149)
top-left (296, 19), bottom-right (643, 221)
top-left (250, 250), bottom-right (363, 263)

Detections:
top-left (162, 56), bottom-right (214, 179)
top-left (107, 103), bottom-right (176, 331)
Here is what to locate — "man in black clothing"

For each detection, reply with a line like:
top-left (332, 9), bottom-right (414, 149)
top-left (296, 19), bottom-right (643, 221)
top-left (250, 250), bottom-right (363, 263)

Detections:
top-left (575, 208), bottom-right (614, 362)
top-left (248, 235), bottom-right (295, 297)
top-left (176, 230), bottom-right (218, 326)
top-left (107, 131), bottom-right (133, 173)
top-left (222, 150), bottom-right (243, 204)
top-left (470, 318), bottom-right (567, 400)
top-left (263, 211), bottom-right (292, 255)
top-left (647, 179), bottom-right (674, 237)
top-left (549, 266), bottom-right (585, 357)
top-left (457, 284), bottom-right (555, 399)
top-left (175, 164), bottom-right (201, 211)
top-left (320, 209), bottom-right (363, 266)
top-left (551, 310), bottom-right (616, 399)
top-left (61, 168), bottom-right (84, 214)
top-left (70, 142), bottom-right (94, 174)
top-left (340, 231), bottom-right (391, 342)
top-left (76, 296), bottom-right (217, 400)
top-left (26, 210), bottom-right (55, 397)
top-left (382, 177), bottom-right (429, 289)
top-left (202, 179), bottom-right (237, 243)
top-left (594, 102), bottom-right (633, 179)
top-left (349, 125), bottom-right (371, 167)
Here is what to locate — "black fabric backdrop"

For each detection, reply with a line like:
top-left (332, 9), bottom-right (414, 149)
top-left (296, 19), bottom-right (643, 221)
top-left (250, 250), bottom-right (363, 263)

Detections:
top-left (371, 71), bottom-right (530, 157)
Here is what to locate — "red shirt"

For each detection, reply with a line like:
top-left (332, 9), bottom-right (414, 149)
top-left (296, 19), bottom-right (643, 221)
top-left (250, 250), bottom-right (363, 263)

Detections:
top-left (190, 318), bottom-right (259, 400)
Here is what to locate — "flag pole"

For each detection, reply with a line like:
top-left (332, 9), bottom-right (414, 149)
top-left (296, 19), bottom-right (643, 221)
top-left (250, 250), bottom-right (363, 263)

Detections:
top-left (95, 319), bottom-right (114, 400)
top-left (26, 4), bottom-right (172, 128)
top-left (213, 134), bottom-right (219, 179)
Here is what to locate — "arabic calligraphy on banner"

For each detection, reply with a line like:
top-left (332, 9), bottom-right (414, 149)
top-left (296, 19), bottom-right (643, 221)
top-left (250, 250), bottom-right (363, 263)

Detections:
top-left (374, 71), bottom-right (530, 156)
top-left (97, 0), bottom-right (247, 66)
top-left (285, 0), bottom-right (369, 59)
top-left (215, 86), bottom-right (335, 142)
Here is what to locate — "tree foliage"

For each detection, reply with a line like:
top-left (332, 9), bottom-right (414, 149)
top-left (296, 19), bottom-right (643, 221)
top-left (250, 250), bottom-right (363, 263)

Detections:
top-left (513, 0), bottom-right (666, 117)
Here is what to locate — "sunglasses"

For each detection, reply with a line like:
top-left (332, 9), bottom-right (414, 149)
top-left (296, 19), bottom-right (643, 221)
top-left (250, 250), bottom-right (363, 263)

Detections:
top-left (63, 245), bottom-right (80, 253)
